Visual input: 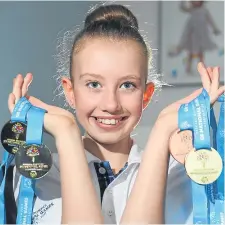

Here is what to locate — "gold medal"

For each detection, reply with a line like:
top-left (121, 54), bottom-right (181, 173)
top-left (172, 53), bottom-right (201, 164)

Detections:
top-left (185, 148), bottom-right (223, 185)
top-left (169, 129), bottom-right (193, 164)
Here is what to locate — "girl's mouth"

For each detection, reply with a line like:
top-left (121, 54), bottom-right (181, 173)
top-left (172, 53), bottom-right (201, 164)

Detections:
top-left (91, 116), bottom-right (128, 129)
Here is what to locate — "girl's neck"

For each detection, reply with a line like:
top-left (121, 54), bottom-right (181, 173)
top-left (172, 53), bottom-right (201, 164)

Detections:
top-left (83, 135), bottom-right (133, 174)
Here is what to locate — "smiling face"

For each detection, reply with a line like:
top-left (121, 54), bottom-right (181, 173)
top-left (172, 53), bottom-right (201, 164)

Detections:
top-left (63, 37), bottom-right (153, 144)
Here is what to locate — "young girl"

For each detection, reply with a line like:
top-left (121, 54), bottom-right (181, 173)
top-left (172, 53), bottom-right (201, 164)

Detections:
top-left (168, 1), bottom-right (221, 74)
top-left (6, 4), bottom-right (224, 224)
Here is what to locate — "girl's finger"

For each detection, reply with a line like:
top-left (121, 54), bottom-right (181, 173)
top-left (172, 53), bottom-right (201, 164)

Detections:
top-left (217, 85), bottom-right (225, 97)
top-left (12, 78), bottom-right (16, 86)
top-left (197, 62), bottom-right (211, 92)
top-left (22, 73), bottom-right (33, 97)
top-left (210, 67), bottom-right (220, 93)
top-left (27, 96), bottom-right (75, 121)
top-left (206, 67), bottom-right (213, 82)
top-left (210, 85), bottom-right (225, 105)
top-left (8, 93), bottom-right (16, 114)
top-left (12, 74), bottom-right (24, 103)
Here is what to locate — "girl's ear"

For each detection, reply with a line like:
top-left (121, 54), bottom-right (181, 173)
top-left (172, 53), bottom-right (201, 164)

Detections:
top-left (143, 82), bottom-right (155, 109)
top-left (61, 76), bottom-right (76, 109)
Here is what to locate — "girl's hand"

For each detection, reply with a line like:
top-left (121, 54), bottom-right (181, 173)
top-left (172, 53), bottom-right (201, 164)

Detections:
top-left (8, 75), bottom-right (102, 224)
top-left (8, 73), bottom-right (80, 138)
top-left (155, 62), bottom-right (224, 134)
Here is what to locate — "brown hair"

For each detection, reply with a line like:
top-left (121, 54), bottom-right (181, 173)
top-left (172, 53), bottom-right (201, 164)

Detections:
top-left (69, 4), bottom-right (149, 79)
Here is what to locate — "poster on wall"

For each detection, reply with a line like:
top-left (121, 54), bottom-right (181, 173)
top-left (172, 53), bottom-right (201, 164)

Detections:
top-left (160, 1), bottom-right (224, 85)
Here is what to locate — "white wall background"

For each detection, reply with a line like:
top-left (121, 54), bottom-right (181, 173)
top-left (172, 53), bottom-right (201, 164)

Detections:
top-left (0, 1), bottom-right (223, 159)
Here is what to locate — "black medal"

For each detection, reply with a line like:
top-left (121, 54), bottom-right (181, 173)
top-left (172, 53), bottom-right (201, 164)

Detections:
top-left (15, 144), bottom-right (52, 179)
top-left (1, 121), bottom-right (27, 154)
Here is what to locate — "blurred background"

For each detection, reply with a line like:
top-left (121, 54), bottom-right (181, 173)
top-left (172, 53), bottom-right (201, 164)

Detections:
top-left (0, 1), bottom-right (224, 158)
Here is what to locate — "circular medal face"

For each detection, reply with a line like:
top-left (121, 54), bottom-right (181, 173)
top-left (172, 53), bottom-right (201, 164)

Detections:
top-left (169, 129), bottom-right (193, 164)
top-left (15, 144), bottom-right (52, 179)
top-left (1, 121), bottom-right (27, 154)
top-left (185, 148), bottom-right (223, 185)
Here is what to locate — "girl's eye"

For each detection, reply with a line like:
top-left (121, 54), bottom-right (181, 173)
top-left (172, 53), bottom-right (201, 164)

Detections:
top-left (86, 81), bottom-right (101, 89)
top-left (121, 82), bottom-right (136, 89)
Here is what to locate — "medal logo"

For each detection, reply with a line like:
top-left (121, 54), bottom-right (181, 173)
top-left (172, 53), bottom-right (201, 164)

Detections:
top-left (30, 171), bottom-right (37, 178)
top-left (12, 146), bottom-right (19, 154)
top-left (26, 146), bottom-right (40, 157)
top-left (197, 151), bottom-right (209, 168)
top-left (12, 122), bottom-right (24, 139)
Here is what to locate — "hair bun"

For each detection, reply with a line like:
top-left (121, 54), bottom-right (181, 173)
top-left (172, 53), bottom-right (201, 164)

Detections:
top-left (84, 4), bottom-right (139, 29)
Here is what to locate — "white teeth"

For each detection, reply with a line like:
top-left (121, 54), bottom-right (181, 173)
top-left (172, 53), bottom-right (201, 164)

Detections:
top-left (97, 118), bottom-right (120, 125)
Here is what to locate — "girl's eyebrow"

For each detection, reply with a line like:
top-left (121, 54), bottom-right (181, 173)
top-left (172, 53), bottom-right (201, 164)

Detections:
top-left (80, 73), bottom-right (140, 81)
top-left (120, 75), bottom-right (141, 81)
top-left (79, 73), bottom-right (103, 80)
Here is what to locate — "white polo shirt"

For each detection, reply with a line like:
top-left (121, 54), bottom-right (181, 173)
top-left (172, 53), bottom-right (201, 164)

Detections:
top-left (12, 143), bottom-right (193, 224)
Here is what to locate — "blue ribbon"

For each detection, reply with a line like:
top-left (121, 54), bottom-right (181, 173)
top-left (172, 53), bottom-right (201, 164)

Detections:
top-left (181, 90), bottom-right (224, 224)
top-left (0, 97), bottom-right (32, 224)
top-left (201, 91), bottom-right (219, 224)
top-left (191, 91), bottom-right (211, 150)
top-left (16, 106), bottom-right (46, 224)
top-left (217, 94), bottom-right (224, 103)
top-left (206, 108), bottom-right (218, 224)
top-left (26, 106), bottom-right (46, 145)
top-left (184, 91), bottom-right (210, 224)
top-left (11, 97), bottom-right (32, 123)
top-left (216, 101), bottom-right (224, 197)
top-left (205, 95), bottom-right (224, 224)
top-left (16, 177), bottom-right (36, 225)
top-left (213, 100), bottom-right (224, 224)
top-left (178, 103), bottom-right (193, 131)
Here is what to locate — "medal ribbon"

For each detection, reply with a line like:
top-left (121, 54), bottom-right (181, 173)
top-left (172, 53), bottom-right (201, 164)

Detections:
top-left (16, 106), bottom-right (46, 224)
top-left (183, 89), bottom-right (224, 224)
top-left (179, 92), bottom-right (209, 224)
top-left (201, 91), bottom-right (224, 224)
top-left (178, 103), bottom-right (193, 131)
top-left (201, 90), bottom-right (218, 224)
top-left (0, 97), bottom-right (32, 224)
top-left (190, 90), bottom-right (212, 224)
top-left (191, 91), bottom-right (211, 150)
top-left (216, 97), bottom-right (224, 197)
top-left (206, 108), bottom-right (217, 224)
top-left (213, 97), bottom-right (224, 224)
top-left (26, 106), bottom-right (46, 145)
top-left (179, 90), bottom-right (212, 224)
